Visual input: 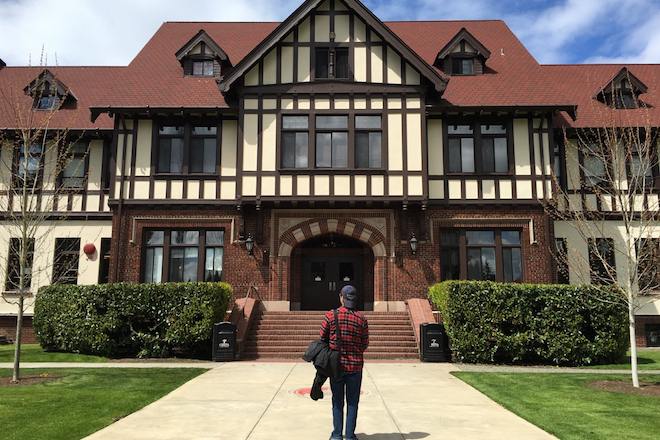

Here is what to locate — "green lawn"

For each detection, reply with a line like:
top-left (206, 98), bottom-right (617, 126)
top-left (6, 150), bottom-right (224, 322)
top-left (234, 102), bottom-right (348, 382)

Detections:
top-left (584, 349), bottom-right (660, 370)
top-left (454, 372), bottom-right (660, 440)
top-left (0, 344), bottom-right (108, 362)
top-left (0, 368), bottom-right (207, 440)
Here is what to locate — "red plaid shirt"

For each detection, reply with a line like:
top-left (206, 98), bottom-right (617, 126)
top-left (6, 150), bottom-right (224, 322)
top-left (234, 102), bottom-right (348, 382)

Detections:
top-left (320, 306), bottom-right (369, 373)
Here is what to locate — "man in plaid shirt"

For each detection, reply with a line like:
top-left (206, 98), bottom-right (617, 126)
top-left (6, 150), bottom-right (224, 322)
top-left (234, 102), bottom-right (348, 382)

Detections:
top-left (320, 285), bottom-right (369, 440)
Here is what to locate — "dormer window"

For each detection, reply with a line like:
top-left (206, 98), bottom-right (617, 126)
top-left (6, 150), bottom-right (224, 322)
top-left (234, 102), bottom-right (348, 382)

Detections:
top-left (24, 70), bottom-right (75, 111)
top-left (176, 30), bottom-right (231, 79)
top-left (436, 28), bottom-right (490, 76)
top-left (193, 60), bottom-right (214, 76)
top-left (594, 67), bottom-right (647, 110)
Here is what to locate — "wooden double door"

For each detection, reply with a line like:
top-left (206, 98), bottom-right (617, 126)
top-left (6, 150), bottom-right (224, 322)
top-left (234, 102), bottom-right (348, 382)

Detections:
top-left (301, 254), bottom-right (364, 311)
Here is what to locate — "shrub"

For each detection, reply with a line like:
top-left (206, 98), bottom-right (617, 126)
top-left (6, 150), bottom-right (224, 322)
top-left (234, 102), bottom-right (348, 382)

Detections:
top-left (428, 281), bottom-right (628, 366)
top-left (33, 282), bottom-right (232, 359)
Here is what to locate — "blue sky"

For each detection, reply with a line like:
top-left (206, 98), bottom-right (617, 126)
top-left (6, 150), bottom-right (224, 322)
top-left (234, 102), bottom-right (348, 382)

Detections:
top-left (1, 0), bottom-right (659, 66)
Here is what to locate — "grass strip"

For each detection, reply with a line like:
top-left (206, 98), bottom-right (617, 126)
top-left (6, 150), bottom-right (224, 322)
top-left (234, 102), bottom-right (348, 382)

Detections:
top-left (0, 367), bottom-right (207, 440)
top-left (454, 372), bottom-right (660, 440)
top-left (0, 345), bottom-right (108, 363)
top-left (583, 349), bottom-right (660, 370)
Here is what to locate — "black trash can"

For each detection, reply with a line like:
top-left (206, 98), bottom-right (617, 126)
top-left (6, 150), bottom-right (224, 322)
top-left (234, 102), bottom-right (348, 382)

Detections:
top-left (420, 322), bottom-right (450, 362)
top-left (212, 322), bottom-right (237, 361)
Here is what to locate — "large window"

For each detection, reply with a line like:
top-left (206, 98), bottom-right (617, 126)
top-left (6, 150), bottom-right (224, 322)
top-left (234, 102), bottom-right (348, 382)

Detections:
top-left (315, 48), bottom-right (349, 79)
top-left (280, 114), bottom-right (382, 170)
top-left (61, 142), bottom-right (88, 189)
top-left (636, 238), bottom-right (660, 292)
top-left (53, 238), bottom-right (80, 284)
top-left (589, 238), bottom-right (616, 285)
top-left (447, 122), bottom-right (509, 173)
top-left (16, 144), bottom-right (43, 187)
top-left (440, 229), bottom-right (522, 283)
top-left (157, 123), bottom-right (217, 174)
top-left (582, 143), bottom-right (607, 188)
top-left (316, 116), bottom-right (348, 168)
top-left (5, 238), bottom-right (34, 291)
top-left (143, 229), bottom-right (224, 283)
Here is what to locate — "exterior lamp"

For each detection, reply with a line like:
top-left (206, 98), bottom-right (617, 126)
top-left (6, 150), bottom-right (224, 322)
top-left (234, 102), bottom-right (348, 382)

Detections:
top-left (245, 233), bottom-right (254, 255)
top-left (410, 233), bottom-right (418, 255)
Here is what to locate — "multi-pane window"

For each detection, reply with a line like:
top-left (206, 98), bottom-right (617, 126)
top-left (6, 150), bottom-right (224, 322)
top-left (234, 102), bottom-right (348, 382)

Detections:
top-left (53, 238), bottom-right (80, 284)
top-left (582, 143), bottom-right (606, 188)
top-left (143, 229), bottom-right (224, 283)
top-left (316, 116), bottom-right (348, 168)
top-left (447, 122), bottom-right (509, 173)
top-left (5, 238), bottom-right (34, 291)
top-left (157, 124), bottom-right (217, 174)
top-left (555, 238), bottom-right (569, 284)
top-left (35, 82), bottom-right (60, 110)
top-left (190, 127), bottom-right (217, 173)
top-left (588, 238), bottom-right (616, 285)
top-left (355, 116), bottom-right (382, 168)
top-left (315, 48), bottom-right (349, 79)
top-left (636, 238), bottom-right (660, 292)
top-left (281, 115), bottom-right (382, 169)
top-left (16, 144), bottom-right (42, 186)
top-left (61, 142), bottom-right (87, 189)
top-left (440, 229), bottom-right (522, 283)
top-left (192, 60), bottom-right (214, 76)
top-left (281, 116), bottom-right (309, 168)
top-left (452, 58), bottom-right (473, 75)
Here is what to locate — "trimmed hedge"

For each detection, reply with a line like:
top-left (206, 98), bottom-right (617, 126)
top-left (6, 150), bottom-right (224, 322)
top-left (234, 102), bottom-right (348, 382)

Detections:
top-left (33, 282), bottom-right (232, 358)
top-left (428, 281), bottom-right (628, 366)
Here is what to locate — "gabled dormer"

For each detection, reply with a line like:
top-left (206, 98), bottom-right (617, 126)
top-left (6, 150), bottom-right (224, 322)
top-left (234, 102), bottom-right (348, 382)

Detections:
top-left (175, 29), bottom-right (231, 79)
top-left (593, 67), bottom-right (647, 109)
top-left (435, 28), bottom-right (491, 76)
top-left (0, 58), bottom-right (6, 69)
top-left (23, 69), bottom-right (77, 110)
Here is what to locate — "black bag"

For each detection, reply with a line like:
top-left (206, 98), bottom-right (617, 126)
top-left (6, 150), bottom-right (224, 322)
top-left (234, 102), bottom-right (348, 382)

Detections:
top-left (302, 309), bottom-right (342, 379)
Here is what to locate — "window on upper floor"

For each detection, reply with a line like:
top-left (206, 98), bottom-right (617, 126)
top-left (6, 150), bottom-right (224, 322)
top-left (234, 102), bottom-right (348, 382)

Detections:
top-left (436, 29), bottom-right (490, 76)
top-left (157, 123), bottom-right (218, 174)
top-left (315, 47), bottom-right (349, 79)
top-left (61, 142), bottom-right (88, 189)
top-left (5, 238), bottom-right (34, 292)
top-left (628, 142), bottom-right (656, 190)
top-left (635, 238), bottom-right (660, 292)
top-left (15, 144), bottom-right (43, 188)
top-left (143, 229), bottom-right (224, 283)
top-left (589, 238), bottom-right (616, 285)
top-left (192, 60), bottom-right (214, 76)
top-left (280, 114), bottom-right (383, 170)
top-left (176, 31), bottom-right (229, 78)
top-left (53, 238), bottom-right (80, 284)
top-left (594, 68), bottom-right (647, 110)
top-left (446, 122), bottom-right (510, 174)
top-left (440, 229), bottom-right (522, 283)
top-left (582, 143), bottom-right (607, 188)
top-left (452, 58), bottom-right (473, 75)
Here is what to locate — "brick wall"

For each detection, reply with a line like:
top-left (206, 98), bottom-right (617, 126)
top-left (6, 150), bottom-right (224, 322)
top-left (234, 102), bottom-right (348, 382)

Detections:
top-left (0, 316), bottom-right (37, 344)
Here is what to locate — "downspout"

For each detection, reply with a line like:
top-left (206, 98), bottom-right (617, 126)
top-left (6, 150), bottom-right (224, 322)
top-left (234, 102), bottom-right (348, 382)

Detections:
top-left (111, 113), bottom-right (129, 282)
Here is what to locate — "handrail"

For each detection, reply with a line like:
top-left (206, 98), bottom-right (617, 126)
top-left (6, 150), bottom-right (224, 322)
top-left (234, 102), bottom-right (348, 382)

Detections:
top-left (242, 286), bottom-right (258, 318)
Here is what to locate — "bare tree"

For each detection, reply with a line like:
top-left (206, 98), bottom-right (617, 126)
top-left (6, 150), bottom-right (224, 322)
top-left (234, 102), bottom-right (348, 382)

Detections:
top-left (549, 75), bottom-right (659, 387)
top-left (0, 64), bottom-right (86, 382)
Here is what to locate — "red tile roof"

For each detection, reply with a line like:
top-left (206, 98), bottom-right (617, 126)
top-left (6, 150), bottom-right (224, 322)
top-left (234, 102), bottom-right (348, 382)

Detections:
top-left (93, 20), bottom-right (575, 111)
top-left (545, 64), bottom-right (660, 128)
top-left (0, 66), bottom-right (122, 130)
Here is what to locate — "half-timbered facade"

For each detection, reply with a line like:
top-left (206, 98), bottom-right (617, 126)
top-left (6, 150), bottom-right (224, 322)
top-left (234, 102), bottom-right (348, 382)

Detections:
top-left (2, 0), bottom-right (660, 346)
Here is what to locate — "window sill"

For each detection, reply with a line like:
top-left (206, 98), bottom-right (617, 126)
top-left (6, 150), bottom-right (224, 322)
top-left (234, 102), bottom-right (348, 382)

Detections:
top-left (1, 291), bottom-right (33, 297)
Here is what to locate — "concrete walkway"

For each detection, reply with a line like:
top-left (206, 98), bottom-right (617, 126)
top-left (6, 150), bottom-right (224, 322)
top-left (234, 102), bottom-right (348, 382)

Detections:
top-left (7, 361), bottom-right (559, 440)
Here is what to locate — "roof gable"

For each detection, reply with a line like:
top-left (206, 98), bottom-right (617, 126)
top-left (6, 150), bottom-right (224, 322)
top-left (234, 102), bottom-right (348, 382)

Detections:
top-left (24, 69), bottom-right (77, 101)
top-left (593, 67), bottom-right (648, 99)
top-left (175, 29), bottom-right (230, 64)
top-left (436, 27), bottom-right (491, 61)
top-left (219, 0), bottom-right (447, 93)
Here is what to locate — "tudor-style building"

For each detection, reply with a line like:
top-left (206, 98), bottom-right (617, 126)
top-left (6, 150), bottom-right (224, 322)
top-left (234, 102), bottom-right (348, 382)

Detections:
top-left (1, 0), bottom-right (659, 350)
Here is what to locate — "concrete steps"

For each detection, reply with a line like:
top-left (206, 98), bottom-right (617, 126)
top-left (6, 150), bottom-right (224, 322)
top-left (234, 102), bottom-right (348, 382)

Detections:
top-left (242, 311), bottom-right (419, 360)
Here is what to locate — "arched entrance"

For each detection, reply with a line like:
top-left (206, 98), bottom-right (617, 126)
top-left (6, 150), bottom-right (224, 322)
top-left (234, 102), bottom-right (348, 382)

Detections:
top-left (298, 234), bottom-right (370, 310)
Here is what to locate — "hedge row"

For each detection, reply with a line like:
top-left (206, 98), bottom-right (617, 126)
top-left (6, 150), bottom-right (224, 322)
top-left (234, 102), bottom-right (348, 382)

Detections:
top-left (428, 281), bottom-right (628, 366)
top-left (33, 282), bottom-right (232, 358)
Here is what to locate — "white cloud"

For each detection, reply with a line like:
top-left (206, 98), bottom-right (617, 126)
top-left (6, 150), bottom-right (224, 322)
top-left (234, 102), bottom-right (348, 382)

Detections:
top-left (1, 0), bottom-right (660, 67)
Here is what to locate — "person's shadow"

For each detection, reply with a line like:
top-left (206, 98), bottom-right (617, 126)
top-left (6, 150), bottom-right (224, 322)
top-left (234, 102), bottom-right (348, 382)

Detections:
top-left (356, 432), bottom-right (429, 439)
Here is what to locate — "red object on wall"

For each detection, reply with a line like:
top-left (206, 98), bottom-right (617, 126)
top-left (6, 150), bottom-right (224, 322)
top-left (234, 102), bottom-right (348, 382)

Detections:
top-left (83, 243), bottom-right (96, 256)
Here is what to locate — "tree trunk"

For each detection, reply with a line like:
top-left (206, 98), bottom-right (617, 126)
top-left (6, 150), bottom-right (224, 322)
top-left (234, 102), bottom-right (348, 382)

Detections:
top-left (12, 295), bottom-right (24, 383)
top-left (628, 299), bottom-right (639, 388)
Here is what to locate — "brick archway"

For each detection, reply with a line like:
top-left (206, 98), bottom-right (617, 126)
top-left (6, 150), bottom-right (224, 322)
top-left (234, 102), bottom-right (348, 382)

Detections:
top-left (277, 217), bottom-right (387, 259)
